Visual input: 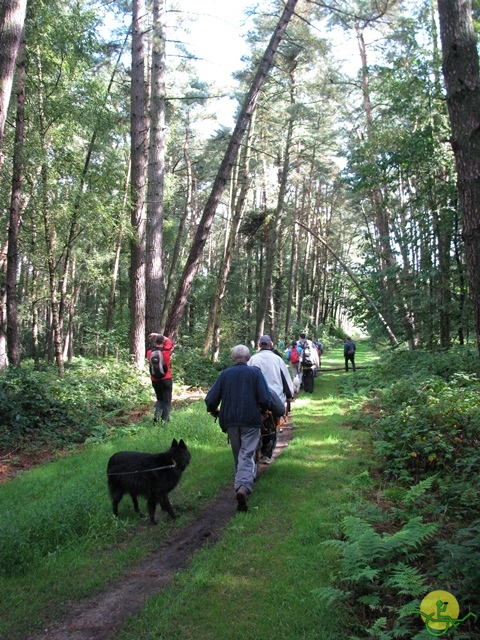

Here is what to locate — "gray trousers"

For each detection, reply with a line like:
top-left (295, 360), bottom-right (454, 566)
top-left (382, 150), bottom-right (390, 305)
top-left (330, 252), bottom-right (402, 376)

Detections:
top-left (226, 425), bottom-right (260, 494)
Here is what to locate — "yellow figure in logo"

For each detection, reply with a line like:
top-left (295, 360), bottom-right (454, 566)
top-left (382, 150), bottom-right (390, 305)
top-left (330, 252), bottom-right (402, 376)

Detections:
top-left (416, 590), bottom-right (476, 636)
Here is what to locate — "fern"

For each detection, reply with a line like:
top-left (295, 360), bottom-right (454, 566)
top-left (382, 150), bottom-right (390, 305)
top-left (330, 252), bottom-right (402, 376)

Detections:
top-left (385, 563), bottom-right (427, 596)
top-left (358, 593), bottom-right (381, 608)
top-left (402, 475), bottom-right (438, 505)
top-left (310, 586), bottom-right (350, 604)
top-left (382, 517), bottom-right (437, 556)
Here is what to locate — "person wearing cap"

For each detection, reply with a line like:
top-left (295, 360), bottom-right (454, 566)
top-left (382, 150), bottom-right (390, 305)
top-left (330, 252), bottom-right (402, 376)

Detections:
top-left (248, 335), bottom-right (294, 463)
top-left (205, 344), bottom-right (270, 513)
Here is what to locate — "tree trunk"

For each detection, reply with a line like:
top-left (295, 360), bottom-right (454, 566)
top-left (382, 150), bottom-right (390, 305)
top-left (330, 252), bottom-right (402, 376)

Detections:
top-left (163, 0), bottom-right (299, 342)
top-left (0, 0), bottom-right (27, 170)
top-left (437, 0), bottom-right (480, 356)
top-left (145, 0), bottom-right (166, 337)
top-left (161, 117), bottom-right (193, 328)
top-left (129, 0), bottom-right (147, 367)
top-left (205, 113), bottom-right (256, 360)
top-left (106, 158), bottom-right (130, 338)
top-left (5, 30), bottom-right (25, 366)
top-left (34, 47), bottom-right (64, 375)
top-left (0, 242), bottom-right (7, 370)
top-left (357, 26), bottom-right (404, 345)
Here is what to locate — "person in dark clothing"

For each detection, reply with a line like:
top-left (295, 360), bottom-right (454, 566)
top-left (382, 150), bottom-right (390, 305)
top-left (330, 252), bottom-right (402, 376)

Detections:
top-left (344, 336), bottom-right (356, 372)
top-left (205, 344), bottom-right (270, 512)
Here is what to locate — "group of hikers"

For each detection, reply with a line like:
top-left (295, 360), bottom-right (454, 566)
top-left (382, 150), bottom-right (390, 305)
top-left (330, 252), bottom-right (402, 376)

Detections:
top-left (285, 333), bottom-right (323, 393)
top-left (146, 331), bottom-right (357, 513)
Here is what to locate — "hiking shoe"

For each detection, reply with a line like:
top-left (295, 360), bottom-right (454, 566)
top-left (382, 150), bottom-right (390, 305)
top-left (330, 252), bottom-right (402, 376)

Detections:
top-left (236, 487), bottom-right (248, 512)
top-left (261, 456), bottom-right (272, 464)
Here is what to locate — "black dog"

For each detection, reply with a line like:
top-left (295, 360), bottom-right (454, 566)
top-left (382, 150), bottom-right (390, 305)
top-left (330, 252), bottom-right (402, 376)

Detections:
top-left (107, 438), bottom-right (191, 524)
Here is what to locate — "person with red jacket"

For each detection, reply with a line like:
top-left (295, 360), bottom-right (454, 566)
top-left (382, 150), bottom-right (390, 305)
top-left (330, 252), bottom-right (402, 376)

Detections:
top-left (146, 333), bottom-right (174, 423)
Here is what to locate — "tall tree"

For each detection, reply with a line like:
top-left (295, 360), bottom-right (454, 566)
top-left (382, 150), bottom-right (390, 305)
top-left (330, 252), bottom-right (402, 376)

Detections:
top-left (0, 0), bottom-right (27, 170)
top-left (129, 0), bottom-right (147, 367)
top-left (437, 0), bottom-right (480, 356)
top-left (5, 29), bottom-right (25, 367)
top-left (163, 0), bottom-right (300, 342)
top-left (145, 0), bottom-right (166, 337)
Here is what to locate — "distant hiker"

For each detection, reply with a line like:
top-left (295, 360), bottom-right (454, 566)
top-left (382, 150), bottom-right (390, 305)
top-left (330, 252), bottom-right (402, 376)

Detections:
top-left (286, 340), bottom-right (301, 378)
top-left (147, 333), bottom-right (174, 422)
top-left (297, 333), bottom-right (307, 350)
top-left (344, 337), bottom-right (356, 372)
top-left (301, 337), bottom-right (320, 393)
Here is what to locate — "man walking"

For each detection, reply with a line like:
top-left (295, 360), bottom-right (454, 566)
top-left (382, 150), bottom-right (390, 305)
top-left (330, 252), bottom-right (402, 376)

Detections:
top-left (249, 335), bottom-right (294, 405)
top-left (344, 336), bottom-right (356, 372)
top-left (205, 345), bottom-right (270, 513)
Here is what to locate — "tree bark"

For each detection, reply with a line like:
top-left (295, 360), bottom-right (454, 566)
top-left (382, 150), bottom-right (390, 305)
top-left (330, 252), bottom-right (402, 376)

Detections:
top-left (0, 0), bottom-right (27, 170)
top-left (5, 29), bottom-right (25, 366)
top-left (145, 0), bottom-right (166, 337)
top-left (163, 0), bottom-right (299, 342)
top-left (129, 0), bottom-right (147, 367)
top-left (161, 118), bottom-right (193, 329)
top-left (437, 0), bottom-right (480, 356)
top-left (204, 112), bottom-right (256, 360)
top-left (0, 242), bottom-right (7, 369)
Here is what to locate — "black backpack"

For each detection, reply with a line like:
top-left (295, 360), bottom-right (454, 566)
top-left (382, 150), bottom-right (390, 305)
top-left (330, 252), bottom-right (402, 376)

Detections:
top-left (149, 349), bottom-right (167, 378)
top-left (301, 345), bottom-right (313, 368)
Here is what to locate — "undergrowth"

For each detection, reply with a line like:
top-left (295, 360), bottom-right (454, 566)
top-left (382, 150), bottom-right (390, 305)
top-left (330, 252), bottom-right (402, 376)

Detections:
top-left (326, 347), bottom-right (480, 639)
top-left (0, 349), bottom-right (230, 453)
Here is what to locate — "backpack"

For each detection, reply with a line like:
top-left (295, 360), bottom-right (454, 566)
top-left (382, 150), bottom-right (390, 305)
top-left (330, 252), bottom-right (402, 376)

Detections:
top-left (301, 345), bottom-right (313, 368)
top-left (290, 347), bottom-right (300, 364)
top-left (149, 349), bottom-right (167, 378)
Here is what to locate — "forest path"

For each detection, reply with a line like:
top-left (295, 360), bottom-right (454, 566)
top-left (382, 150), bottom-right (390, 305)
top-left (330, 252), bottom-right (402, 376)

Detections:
top-left (26, 420), bottom-right (294, 640)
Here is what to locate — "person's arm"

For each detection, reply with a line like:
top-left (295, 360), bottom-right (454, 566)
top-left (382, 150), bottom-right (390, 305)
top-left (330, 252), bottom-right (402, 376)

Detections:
top-left (256, 371), bottom-right (271, 413)
top-left (205, 378), bottom-right (221, 414)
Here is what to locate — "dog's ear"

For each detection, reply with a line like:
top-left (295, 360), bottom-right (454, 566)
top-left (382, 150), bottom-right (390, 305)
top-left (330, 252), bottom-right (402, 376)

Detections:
top-left (179, 439), bottom-right (186, 448)
top-left (171, 438), bottom-right (178, 447)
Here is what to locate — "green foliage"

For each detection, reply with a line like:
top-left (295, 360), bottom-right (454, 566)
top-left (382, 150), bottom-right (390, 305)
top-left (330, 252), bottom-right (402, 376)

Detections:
top-left (171, 346), bottom-right (232, 389)
top-left (348, 351), bottom-right (480, 515)
top-left (434, 519), bottom-right (480, 613)
top-left (320, 511), bottom-right (436, 637)
top-left (0, 359), bottom-right (151, 451)
top-left (335, 346), bottom-right (480, 638)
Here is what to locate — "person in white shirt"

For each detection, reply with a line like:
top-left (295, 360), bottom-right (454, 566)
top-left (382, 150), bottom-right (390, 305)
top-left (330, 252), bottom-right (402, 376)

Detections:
top-left (248, 335), bottom-right (294, 405)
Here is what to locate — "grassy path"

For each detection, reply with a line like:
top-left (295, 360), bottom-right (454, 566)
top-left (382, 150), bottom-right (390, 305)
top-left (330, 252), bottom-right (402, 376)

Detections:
top-left (116, 346), bottom-right (375, 640)
top-left (0, 343), bottom-right (376, 640)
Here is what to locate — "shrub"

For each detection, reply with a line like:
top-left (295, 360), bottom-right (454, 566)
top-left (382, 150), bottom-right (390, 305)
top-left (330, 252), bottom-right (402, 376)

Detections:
top-left (0, 359), bottom-right (151, 451)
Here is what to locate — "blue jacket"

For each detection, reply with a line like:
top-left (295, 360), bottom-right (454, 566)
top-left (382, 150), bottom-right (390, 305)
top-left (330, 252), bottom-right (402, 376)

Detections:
top-left (344, 340), bottom-right (356, 356)
top-left (205, 363), bottom-right (270, 431)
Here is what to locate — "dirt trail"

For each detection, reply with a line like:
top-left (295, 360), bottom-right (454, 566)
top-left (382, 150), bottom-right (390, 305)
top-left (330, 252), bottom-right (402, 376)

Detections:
top-left (27, 421), bottom-right (293, 640)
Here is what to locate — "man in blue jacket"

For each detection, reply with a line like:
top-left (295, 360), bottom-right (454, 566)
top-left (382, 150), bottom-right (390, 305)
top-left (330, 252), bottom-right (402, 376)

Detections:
top-left (205, 344), bottom-right (270, 512)
top-left (344, 336), bottom-right (357, 372)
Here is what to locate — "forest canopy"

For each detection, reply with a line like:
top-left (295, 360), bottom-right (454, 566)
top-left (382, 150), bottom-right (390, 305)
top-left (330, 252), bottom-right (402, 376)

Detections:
top-left (1, 0), bottom-right (480, 372)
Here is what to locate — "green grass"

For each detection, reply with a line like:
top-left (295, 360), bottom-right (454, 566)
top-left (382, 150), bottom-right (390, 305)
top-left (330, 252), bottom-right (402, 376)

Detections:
top-left (116, 348), bottom-right (376, 640)
top-left (0, 342), bottom-right (377, 639)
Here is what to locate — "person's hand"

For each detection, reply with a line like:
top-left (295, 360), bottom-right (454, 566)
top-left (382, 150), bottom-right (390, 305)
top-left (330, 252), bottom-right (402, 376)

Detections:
top-left (209, 410), bottom-right (220, 418)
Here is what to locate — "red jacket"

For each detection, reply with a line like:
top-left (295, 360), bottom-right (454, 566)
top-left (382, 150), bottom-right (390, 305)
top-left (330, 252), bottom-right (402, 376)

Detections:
top-left (146, 336), bottom-right (173, 381)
